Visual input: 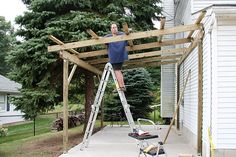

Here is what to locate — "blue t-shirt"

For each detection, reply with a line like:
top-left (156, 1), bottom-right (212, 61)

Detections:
top-left (105, 32), bottom-right (128, 64)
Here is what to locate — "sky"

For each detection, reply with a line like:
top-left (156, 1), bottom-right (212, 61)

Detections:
top-left (0, 0), bottom-right (27, 25)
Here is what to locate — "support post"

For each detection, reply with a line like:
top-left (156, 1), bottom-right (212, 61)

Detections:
top-left (197, 38), bottom-right (203, 155)
top-left (63, 59), bottom-right (69, 153)
top-left (164, 69), bottom-right (191, 144)
top-left (176, 65), bottom-right (180, 130)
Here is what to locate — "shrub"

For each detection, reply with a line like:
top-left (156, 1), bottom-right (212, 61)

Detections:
top-left (0, 127), bottom-right (8, 137)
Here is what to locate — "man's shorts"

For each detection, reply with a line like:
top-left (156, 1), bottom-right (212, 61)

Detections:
top-left (111, 62), bottom-right (123, 70)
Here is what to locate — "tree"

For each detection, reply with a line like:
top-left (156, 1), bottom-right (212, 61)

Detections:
top-left (104, 68), bottom-right (154, 121)
top-left (124, 68), bottom-right (154, 120)
top-left (6, 0), bottom-right (162, 119)
top-left (0, 16), bottom-right (14, 76)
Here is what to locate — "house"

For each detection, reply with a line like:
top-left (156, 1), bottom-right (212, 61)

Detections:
top-left (0, 75), bottom-right (24, 124)
top-left (161, 0), bottom-right (236, 157)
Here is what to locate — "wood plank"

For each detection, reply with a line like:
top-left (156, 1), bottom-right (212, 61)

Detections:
top-left (123, 22), bottom-right (134, 46)
top-left (79, 38), bottom-right (190, 58)
top-left (197, 39), bottom-right (203, 155)
top-left (87, 29), bottom-right (99, 39)
top-left (63, 59), bottom-right (69, 153)
top-left (48, 35), bottom-right (80, 55)
top-left (60, 51), bottom-right (102, 75)
top-left (126, 55), bottom-right (181, 65)
top-left (178, 31), bottom-right (204, 65)
top-left (68, 64), bottom-right (77, 84)
top-left (164, 70), bottom-right (191, 144)
top-left (48, 24), bottom-right (202, 52)
top-left (88, 48), bottom-right (186, 65)
top-left (187, 11), bottom-right (206, 38)
top-left (158, 17), bottom-right (166, 42)
top-left (124, 60), bottom-right (177, 69)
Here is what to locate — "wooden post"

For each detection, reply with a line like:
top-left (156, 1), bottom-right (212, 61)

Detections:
top-left (176, 65), bottom-right (180, 130)
top-left (63, 59), bottom-right (69, 153)
top-left (164, 69), bottom-right (191, 144)
top-left (197, 38), bottom-right (203, 155)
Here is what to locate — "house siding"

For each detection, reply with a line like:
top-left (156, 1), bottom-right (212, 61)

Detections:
top-left (216, 16), bottom-right (236, 149)
top-left (192, 0), bottom-right (236, 13)
top-left (161, 0), bottom-right (176, 118)
top-left (0, 94), bottom-right (24, 124)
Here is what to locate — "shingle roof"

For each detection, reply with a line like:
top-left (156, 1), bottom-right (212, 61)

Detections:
top-left (0, 75), bottom-right (22, 94)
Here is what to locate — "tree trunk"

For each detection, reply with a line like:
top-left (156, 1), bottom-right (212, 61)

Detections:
top-left (83, 70), bottom-right (95, 132)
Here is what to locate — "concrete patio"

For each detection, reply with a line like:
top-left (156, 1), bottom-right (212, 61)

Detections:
top-left (60, 125), bottom-right (197, 157)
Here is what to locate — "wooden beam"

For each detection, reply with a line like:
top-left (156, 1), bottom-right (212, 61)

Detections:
top-left (48, 23), bottom-right (202, 52)
top-left (197, 38), bottom-right (203, 155)
top-left (176, 65), bottom-right (180, 130)
top-left (48, 35), bottom-right (102, 75)
top-left (164, 69), bottom-right (191, 144)
top-left (126, 55), bottom-right (181, 65)
top-left (88, 48), bottom-right (186, 65)
top-left (122, 22), bottom-right (134, 46)
top-left (60, 51), bottom-right (102, 75)
top-left (86, 29), bottom-right (99, 39)
top-left (79, 38), bottom-right (191, 58)
top-left (178, 31), bottom-right (204, 65)
top-left (48, 35), bottom-right (80, 55)
top-left (63, 59), bottom-right (69, 153)
top-left (68, 64), bottom-right (77, 84)
top-left (124, 60), bottom-right (177, 69)
top-left (158, 17), bottom-right (166, 42)
top-left (187, 11), bottom-right (206, 38)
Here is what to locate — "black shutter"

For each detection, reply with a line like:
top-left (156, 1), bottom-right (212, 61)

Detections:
top-left (6, 94), bottom-right (10, 111)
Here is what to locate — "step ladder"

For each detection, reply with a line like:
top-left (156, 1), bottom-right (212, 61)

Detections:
top-left (80, 62), bottom-right (136, 150)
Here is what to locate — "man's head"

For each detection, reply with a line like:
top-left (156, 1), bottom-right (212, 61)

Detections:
top-left (110, 23), bottom-right (118, 35)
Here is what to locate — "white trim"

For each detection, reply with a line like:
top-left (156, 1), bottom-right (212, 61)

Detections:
top-left (211, 12), bottom-right (218, 149)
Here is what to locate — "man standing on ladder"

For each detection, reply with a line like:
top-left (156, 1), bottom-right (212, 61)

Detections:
top-left (105, 23), bottom-right (128, 91)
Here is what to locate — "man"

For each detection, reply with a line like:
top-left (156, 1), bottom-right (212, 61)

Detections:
top-left (105, 23), bottom-right (128, 91)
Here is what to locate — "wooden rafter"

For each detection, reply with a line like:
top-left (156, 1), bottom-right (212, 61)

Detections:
top-left (86, 29), bottom-right (99, 39)
top-left (125, 55), bottom-right (181, 65)
top-left (88, 48), bottom-right (185, 65)
top-left (48, 35), bottom-right (80, 55)
top-left (178, 31), bottom-right (204, 65)
top-left (187, 11), bottom-right (206, 38)
top-left (60, 51), bottom-right (102, 75)
top-left (48, 35), bottom-right (102, 75)
top-left (123, 23), bottom-right (134, 47)
top-left (158, 17), bottom-right (166, 42)
top-left (48, 23), bottom-right (202, 52)
top-left (124, 60), bottom-right (177, 69)
top-left (79, 38), bottom-right (190, 58)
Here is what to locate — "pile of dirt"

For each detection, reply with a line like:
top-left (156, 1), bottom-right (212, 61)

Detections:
top-left (21, 127), bottom-right (102, 157)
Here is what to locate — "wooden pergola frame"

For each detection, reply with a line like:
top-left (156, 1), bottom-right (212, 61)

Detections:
top-left (48, 11), bottom-right (206, 154)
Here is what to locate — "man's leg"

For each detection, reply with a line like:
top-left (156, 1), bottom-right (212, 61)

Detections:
top-left (114, 70), bottom-right (125, 88)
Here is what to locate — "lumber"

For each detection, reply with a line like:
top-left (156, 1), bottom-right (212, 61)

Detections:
top-left (48, 23), bottom-right (202, 52)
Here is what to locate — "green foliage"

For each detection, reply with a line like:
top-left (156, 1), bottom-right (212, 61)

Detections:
top-left (0, 16), bottom-right (14, 75)
top-left (104, 68), bottom-right (154, 121)
top-left (6, 0), bottom-right (162, 119)
top-left (0, 127), bottom-right (8, 137)
top-left (124, 68), bottom-right (154, 120)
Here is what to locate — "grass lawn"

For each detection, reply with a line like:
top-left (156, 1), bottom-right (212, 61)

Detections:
top-left (0, 120), bottom-right (102, 157)
top-left (1, 114), bottom-right (55, 144)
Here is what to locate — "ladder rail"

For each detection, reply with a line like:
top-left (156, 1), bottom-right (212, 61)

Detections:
top-left (110, 67), bottom-right (136, 131)
top-left (81, 62), bottom-right (137, 150)
top-left (81, 63), bottom-right (111, 149)
top-left (84, 65), bottom-right (111, 147)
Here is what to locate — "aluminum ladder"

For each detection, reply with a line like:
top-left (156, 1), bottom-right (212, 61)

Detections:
top-left (80, 62), bottom-right (136, 150)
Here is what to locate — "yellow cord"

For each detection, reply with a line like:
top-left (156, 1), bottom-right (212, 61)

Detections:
top-left (208, 127), bottom-right (215, 157)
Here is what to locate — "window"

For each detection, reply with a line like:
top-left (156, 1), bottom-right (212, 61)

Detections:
top-left (0, 95), bottom-right (6, 111)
